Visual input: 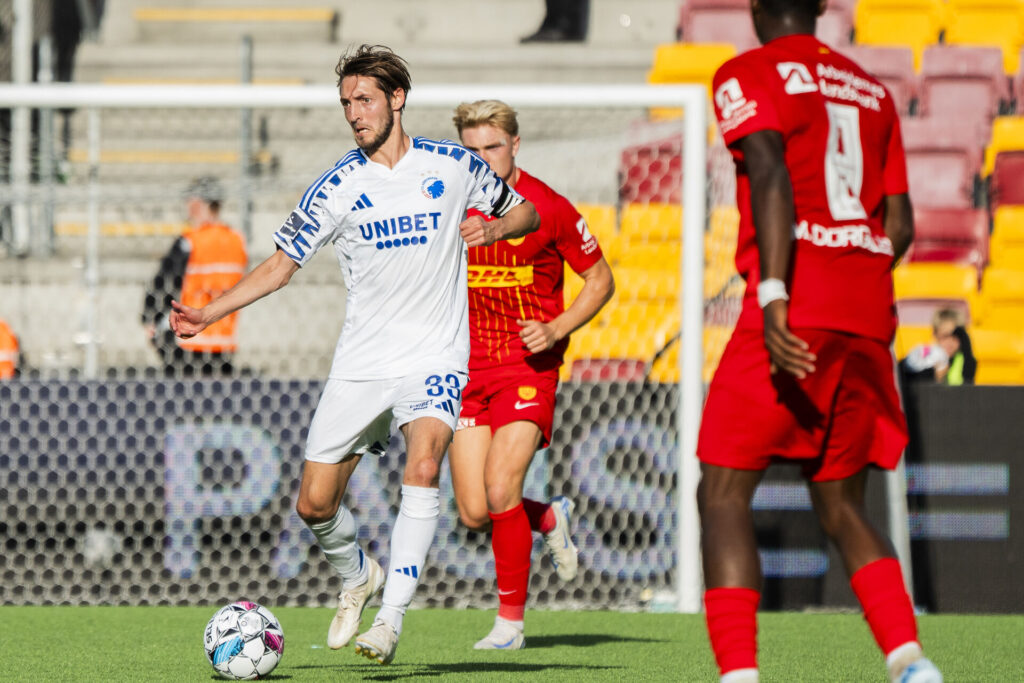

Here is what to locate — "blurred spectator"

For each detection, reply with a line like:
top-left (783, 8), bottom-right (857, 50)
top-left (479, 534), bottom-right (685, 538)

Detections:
top-left (0, 317), bottom-right (19, 379)
top-left (521, 0), bottom-right (589, 42)
top-left (899, 308), bottom-right (976, 386)
top-left (142, 177), bottom-right (247, 376)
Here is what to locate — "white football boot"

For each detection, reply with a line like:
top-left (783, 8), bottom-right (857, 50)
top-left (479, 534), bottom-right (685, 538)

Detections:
top-left (888, 642), bottom-right (943, 683)
top-left (544, 496), bottom-right (579, 581)
top-left (327, 554), bottom-right (385, 649)
top-left (473, 617), bottom-right (526, 650)
top-left (354, 618), bottom-right (400, 664)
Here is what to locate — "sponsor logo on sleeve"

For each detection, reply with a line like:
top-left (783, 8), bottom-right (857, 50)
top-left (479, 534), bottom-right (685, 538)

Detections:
top-left (715, 77), bottom-right (758, 134)
top-left (575, 217), bottom-right (598, 254)
top-left (777, 62), bottom-right (819, 95)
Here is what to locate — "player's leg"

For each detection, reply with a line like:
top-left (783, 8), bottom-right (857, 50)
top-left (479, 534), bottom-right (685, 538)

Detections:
top-left (808, 337), bottom-right (940, 683)
top-left (448, 424), bottom-right (492, 530)
top-left (697, 463), bottom-right (764, 683)
top-left (299, 378), bottom-right (391, 649)
top-left (356, 414), bottom-right (453, 664)
top-left (809, 474), bottom-right (940, 682)
top-left (472, 420), bottom-right (542, 650)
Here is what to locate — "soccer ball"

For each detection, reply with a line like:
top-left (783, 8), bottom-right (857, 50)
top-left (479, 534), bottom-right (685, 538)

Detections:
top-left (203, 601), bottom-right (284, 680)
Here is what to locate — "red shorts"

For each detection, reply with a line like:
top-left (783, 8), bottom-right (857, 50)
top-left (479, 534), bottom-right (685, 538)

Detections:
top-left (697, 327), bottom-right (908, 482)
top-left (458, 364), bottom-right (559, 448)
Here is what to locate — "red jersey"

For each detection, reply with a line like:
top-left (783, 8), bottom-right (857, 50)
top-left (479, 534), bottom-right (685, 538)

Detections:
top-left (467, 169), bottom-right (603, 371)
top-left (712, 34), bottom-right (908, 343)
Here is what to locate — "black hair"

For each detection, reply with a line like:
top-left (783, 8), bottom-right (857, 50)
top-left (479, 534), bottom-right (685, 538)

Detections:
top-left (758, 0), bottom-right (821, 18)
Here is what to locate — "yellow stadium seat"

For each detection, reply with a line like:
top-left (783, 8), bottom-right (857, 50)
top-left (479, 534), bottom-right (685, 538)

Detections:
top-left (894, 325), bottom-right (934, 359)
top-left (648, 340), bottom-right (679, 384)
top-left (647, 43), bottom-right (737, 91)
top-left (971, 328), bottom-right (1024, 384)
top-left (976, 268), bottom-right (1024, 329)
top-left (990, 206), bottom-right (1024, 268)
top-left (945, 0), bottom-right (1024, 73)
top-left (648, 325), bottom-right (737, 384)
top-left (854, 0), bottom-right (946, 68)
top-left (620, 203), bottom-right (683, 243)
top-left (614, 266), bottom-right (681, 302)
top-left (983, 116), bottom-right (1024, 176)
top-left (892, 262), bottom-right (979, 310)
top-left (618, 242), bottom-right (681, 270)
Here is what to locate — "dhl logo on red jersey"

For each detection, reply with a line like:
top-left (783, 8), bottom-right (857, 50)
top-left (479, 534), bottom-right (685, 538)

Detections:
top-left (467, 265), bottom-right (534, 288)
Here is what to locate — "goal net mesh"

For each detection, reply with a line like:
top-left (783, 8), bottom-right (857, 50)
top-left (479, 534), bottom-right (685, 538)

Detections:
top-left (0, 93), bottom-right (741, 609)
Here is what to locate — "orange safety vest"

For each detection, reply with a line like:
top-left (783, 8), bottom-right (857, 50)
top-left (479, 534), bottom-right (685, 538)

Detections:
top-left (0, 318), bottom-right (19, 379)
top-left (177, 222), bottom-right (247, 354)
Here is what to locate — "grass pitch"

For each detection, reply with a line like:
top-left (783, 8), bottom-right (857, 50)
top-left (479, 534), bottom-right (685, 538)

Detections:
top-left (0, 606), bottom-right (1020, 681)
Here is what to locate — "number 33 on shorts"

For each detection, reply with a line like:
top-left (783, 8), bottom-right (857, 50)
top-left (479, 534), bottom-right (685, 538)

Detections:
top-left (416, 371), bottom-right (466, 423)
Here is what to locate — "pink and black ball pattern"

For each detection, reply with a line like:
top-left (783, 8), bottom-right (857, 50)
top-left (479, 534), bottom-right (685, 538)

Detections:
top-left (204, 601), bottom-right (284, 680)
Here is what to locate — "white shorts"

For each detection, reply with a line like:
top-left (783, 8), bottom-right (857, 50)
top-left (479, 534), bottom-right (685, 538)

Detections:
top-left (304, 368), bottom-right (467, 464)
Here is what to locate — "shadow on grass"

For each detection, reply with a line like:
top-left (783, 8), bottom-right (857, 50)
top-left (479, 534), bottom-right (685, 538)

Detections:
top-left (290, 662), bottom-right (623, 680)
top-left (210, 676), bottom-right (291, 680)
top-left (524, 633), bottom-right (666, 649)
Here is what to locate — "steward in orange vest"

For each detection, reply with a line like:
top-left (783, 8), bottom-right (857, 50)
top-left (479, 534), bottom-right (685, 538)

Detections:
top-left (0, 318), bottom-right (19, 379)
top-left (142, 177), bottom-right (247, 376)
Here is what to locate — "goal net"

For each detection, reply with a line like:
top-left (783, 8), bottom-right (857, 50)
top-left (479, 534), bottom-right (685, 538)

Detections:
top-left (0, 83), bottom-right (740, 612)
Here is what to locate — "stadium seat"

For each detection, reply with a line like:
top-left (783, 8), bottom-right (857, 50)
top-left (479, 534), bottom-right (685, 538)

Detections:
top-left (840, 46), bottom-right (917, 115)
top-left (818, 4), bottom-right (855, 47)
top-left (971, 328), bottom-right (1024, 384)
top-left (647, 43), bottom-right (737, 94)
top-left (918, 46), bottom-right (1010, 127)
top-left (619, 136), bottom-right (683, 204)
top-left (990, 206), bottom-right (1024, 269)
top-left (618, 242), bottom-right (681, 270)
top-left (619, 203), bottom-right (683, 243)
top-left (976, 267), bottom-right (1024, 329)
top-left (853, 0), bottom-right (946, 68)
top-left (944, 0), bottom-right (1024, 74)
top-left (901, 118), bottom-right (985, 209)
top-left (613, 266), bottom-right (681, 302)
top-left (905, 207), bottom-right (989, 273)
top-left (894, 324), bottom-right (934, 358)
top-left (983, 116), bottom-right (1024, 176)
top-left (892, 262), bottom-right (978, 323)
top-left (989, 151), bottom-right (1024, 209)
top-left (677, 0), bottom-right (760, 53)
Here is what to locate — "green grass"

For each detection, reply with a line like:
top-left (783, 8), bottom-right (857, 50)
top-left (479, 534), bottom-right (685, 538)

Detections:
top-left (0, 606), bottom-right (1020, 681)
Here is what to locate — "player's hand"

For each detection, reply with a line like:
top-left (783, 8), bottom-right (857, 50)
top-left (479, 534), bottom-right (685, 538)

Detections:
top-left (517, 319), bottom-right (558, 353)
top-left (762, 300), bottom-right (816, 379)
top-left (169, 300), bottom-right (208, 339)
top-left (459, 214), bottom-right (496, 248)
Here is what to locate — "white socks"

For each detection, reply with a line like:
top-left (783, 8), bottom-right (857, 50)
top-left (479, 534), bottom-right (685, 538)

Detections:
top-left (307, 504), bottom-right (368, 589)
top-left (376, 485), bottom-right (440, 636)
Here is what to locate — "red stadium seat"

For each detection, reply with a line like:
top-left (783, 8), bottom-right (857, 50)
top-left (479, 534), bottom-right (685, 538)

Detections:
top-left (840, 46), bottom-right (917, 115)
top-left (901, 118), bottom-right (986, 209)
top-left (919, 46), bottom-right (1010, 129)
top-left (989, 151), bottom-right (1024, 209)
top-left (679, 0), bottom-right (760, 53)
top-left (818, 5), bottom-right (854, 47)
top-left (895, 298), bottom-right (972, 327)
top-left (905, 207), bottom-right (989, 273)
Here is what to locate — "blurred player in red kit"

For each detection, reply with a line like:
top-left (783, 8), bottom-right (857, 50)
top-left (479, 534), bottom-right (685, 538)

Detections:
top-left (696, 0), bottom-right (942, 681)
top-left (449, 100), bottom-right (614, 650)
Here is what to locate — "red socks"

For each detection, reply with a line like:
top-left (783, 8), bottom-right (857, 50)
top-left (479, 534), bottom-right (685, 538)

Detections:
top-left (522, 498), bottom-right (556, 534)
top-left (704, 587), bottom-right (760, 675)
top-left (850, 557), bottom-right (919, 655)
top-left (490, 503), bottom-right (533, 622)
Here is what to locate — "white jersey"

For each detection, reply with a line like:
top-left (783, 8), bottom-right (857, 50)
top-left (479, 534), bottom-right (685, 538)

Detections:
top-left (273, 136), bottom-right (524, 380)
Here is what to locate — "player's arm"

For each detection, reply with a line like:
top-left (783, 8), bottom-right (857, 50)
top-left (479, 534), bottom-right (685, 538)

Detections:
top-left (883, 193), bottom-right (913, 268)
top-left (519, 257), bottom-right (614, 353)
top-left (170, 249), bottom-right (298, 339)
top-left (739, 129), bottom-right (816, 378)
top-left (460, 200), bottom-right (539, 248)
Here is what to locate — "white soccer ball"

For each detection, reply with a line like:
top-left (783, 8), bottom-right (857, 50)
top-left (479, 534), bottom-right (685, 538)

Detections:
top-left (203, 601), bottom-right (285, 680)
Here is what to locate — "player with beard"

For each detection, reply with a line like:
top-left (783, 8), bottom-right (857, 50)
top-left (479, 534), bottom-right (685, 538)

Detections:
top-left (696, 0), bottom-right (943, 681)
top-left (170, 45), bottom-right (540, 665)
